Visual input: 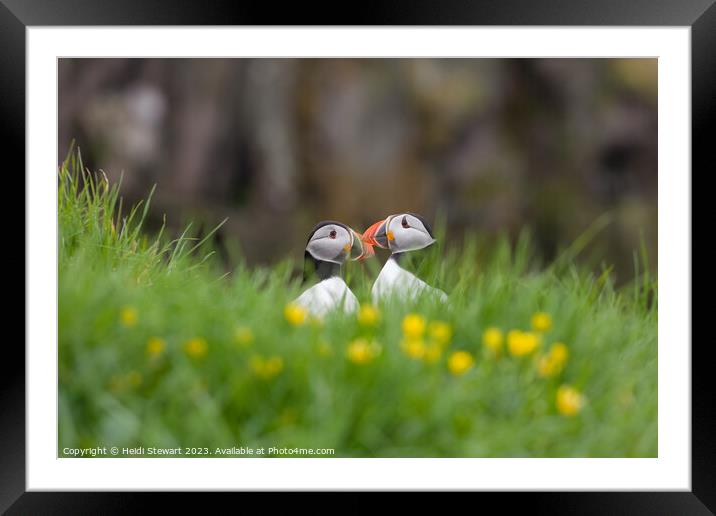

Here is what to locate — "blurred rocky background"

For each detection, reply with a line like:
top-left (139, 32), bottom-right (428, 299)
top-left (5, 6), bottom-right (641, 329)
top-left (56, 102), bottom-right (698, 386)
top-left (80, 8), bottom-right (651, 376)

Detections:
top-left (58, 58), bottom-right (657, 282)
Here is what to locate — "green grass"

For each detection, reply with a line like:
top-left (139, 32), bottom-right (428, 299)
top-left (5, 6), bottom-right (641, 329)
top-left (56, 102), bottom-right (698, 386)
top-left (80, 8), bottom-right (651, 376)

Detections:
top-left (58, 149), bottom-right (657, 458)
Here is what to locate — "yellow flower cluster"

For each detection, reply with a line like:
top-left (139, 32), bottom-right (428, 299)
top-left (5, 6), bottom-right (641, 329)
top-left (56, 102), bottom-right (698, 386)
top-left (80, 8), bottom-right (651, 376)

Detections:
top-left (400, 314), bottom-right (452, 364)
top-left (402, 313), bottom-right (427, 339)
top-left (146, 336), bottom-right (166, 357)
top-left (537, 342), bottom-right (569, 377)
top-left (400, 338), bottom-right (425, 360)
top-left (284, 303), bottom-right (308, 326)
top-left (346, 338), bottom-right (382, 365)
top-left (507, 330), bottom-right (540, 357)
top-left (447, 351), bottom-right (474, 375)
top-left (482, 327), bottom-right (504, 354)
top-left (556, 385), bottom-right (585, 416)
top-left (184, 337), bottom-right (208, 359)
top-left (483, 312), bottom-right (552, 357)
top-left (428, 320), bottom-right (453, 346)
top-left (250, 355), bottom-right (284, 380)
top-left (357, 305), bottom-right (380, 327)
top-left (119, 305), bottom-right (138, 328)
top-left (531, 311), bottom-right (553, 332)
top-left (475, 313), bottom-right (581, 416)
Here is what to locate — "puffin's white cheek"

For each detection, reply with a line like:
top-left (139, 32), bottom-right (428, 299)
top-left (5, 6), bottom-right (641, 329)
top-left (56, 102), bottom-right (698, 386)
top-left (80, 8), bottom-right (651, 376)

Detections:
top-left (398, 231), bottom-right (419, 251)
top-left (307, 239), bottom-right (341, 263)
top-left (396, 229), bottom-right (434, 252)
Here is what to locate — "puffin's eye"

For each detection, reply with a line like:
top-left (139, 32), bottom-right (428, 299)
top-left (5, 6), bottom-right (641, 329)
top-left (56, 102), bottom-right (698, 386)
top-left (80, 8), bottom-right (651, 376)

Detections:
top-left (401, 216), bottom-right (409, 229)
top-left (329, 230), bottom-right (337, 239)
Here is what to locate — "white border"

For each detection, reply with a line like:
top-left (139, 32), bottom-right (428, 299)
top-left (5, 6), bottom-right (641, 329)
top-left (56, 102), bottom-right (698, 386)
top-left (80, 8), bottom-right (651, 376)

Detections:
top-left (27, 27), bottom-right (691, 490)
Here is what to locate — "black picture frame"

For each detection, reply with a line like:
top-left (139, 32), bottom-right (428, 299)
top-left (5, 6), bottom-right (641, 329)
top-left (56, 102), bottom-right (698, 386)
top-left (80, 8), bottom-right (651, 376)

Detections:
top-left (3, 0), bottom-right (710, 512)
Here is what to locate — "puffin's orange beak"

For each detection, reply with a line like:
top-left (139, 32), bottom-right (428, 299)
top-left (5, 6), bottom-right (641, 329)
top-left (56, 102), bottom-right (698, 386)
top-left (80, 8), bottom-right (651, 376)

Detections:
top-left (357, 218), bottom-right (389, 260)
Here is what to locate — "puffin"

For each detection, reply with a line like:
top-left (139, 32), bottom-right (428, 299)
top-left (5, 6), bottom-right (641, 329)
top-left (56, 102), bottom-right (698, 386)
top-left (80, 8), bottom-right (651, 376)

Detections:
top-left (359, 213), bottom-right (448, 303)
top-left (293, 220), bottom-right (363, 317)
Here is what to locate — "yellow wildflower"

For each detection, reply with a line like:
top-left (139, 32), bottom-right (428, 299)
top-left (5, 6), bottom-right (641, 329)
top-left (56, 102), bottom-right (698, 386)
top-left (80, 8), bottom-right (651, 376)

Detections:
top-left (556, 385), bottom-right (585, 416)
top-left (346, 338), bottom-right (381, 365)
top-left (264, 357), bottom-right (284, 376)
top-left (146, 336), bottom-right (166, 357)
top-left (184, 337), bottom-right (208, 359)
top-left (119, 305), bottom-right (138, 328)
top-left (428, 320), bottom-right (453, 347)
top-left (250, 355), bottom-right (284, 380)
top-left (402, 313), bottom-right (427, 339)
top-left (284, 303), bottom-right (308, 326)
top-left (551, 342), bottom-right (568, 363)
top-left (357, 305), bottom-right (380, 327)
top-left (424, 343), bottom-right (443, 364)
top-left (401, 338), bottom-right (426, 360)
top-left (531, 312), bottom-right (552, 332)
top-left (483, 327), bottom-right (504, 354)
top-left (537, 342), bottom-right (569, 377)
top-left (447, 350), bottom-right (474, 376)
top-left (507, 330), bottom-right (540, 357)
top-left (233, 326), bottom-right (254, 347)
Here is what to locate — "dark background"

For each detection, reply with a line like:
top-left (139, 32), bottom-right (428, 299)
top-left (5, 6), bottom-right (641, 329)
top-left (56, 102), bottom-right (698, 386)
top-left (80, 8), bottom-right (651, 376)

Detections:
top-left (58, 58), bottom-right (657, 280)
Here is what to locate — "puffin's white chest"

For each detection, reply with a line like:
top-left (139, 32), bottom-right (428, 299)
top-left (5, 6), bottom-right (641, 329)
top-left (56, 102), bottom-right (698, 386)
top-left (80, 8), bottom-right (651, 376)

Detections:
top-left (371, 258), bottom-right (447, 303)
top-left (294, 277), bottom-right (359, 317)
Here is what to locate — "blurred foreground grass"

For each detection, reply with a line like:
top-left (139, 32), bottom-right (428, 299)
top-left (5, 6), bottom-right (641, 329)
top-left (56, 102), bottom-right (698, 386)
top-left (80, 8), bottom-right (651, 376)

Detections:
top-left (59, 150), bottom-right (657, 457)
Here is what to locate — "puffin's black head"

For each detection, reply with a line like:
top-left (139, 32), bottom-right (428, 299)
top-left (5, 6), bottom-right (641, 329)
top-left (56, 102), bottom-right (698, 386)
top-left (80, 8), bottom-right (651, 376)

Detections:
top-left (303, 220), bottom-right (363, 282)
top-left (358, 212), bottom-right (436, 259)
top-left (375, 212), bottom-right (436, 254)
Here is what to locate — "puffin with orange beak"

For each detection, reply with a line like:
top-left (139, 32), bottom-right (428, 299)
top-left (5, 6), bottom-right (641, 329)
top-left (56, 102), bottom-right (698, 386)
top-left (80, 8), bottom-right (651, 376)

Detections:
top-left (359, 213), bottom-right (448, 303)
top-left (293, 220), bottom-right (364, 317)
